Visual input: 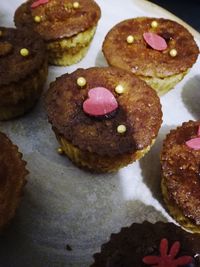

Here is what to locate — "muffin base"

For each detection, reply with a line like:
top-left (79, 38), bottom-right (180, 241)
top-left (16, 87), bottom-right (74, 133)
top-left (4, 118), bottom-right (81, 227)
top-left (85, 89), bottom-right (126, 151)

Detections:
top-left (161, 178), bottom-right (200, 233)
top-left (140, 70), bottom-right (189, 96)
top-left (47, 26), bottom-right (97, 66)
top-left (55, 130), bottom-right (155, 173)
top-left (0, 61), bottom-right (48, 120)
top-left (0, 133), bottom-right (28, 230)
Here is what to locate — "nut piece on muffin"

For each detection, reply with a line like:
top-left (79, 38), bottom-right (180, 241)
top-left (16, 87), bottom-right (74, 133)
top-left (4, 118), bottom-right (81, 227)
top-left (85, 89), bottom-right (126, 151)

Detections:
top-left (45, 67), bottom-right (162, 173)
top-left (90, 221), bottom-right (200, 267)
top-left (161, 121), bottom-right (200, 233)
top-left (0, 132), bottom-right (28, 230)
top-left (103, 17), bottom-right (199, 95)
top-left (14, 0), bottom-right (101, 66)
top-left (0, 27), bottom-right (48, 120)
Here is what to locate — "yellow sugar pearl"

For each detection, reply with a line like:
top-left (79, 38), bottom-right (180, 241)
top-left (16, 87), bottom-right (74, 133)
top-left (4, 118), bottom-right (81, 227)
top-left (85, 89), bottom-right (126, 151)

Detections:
top-left (77, 77), bottom-right (86, 87)
top-left (34, 16), bottom-right (41, 23)
top-left (20, 48), bottom-right (29, 57)
top-left (126, 35), bottom-right (134, 44)
top-left (115, 84), bottom-right (124, 94)
top-left (57, 147), bottom-right (64, 155)
top-left (169, 49), bottom-right (177, 57)
top-left (73, 1), bottom-right (80, 8)
top-left (151, 20), bottom-right (158, 28)
top-left (117, 125), bottom-right (126, 134)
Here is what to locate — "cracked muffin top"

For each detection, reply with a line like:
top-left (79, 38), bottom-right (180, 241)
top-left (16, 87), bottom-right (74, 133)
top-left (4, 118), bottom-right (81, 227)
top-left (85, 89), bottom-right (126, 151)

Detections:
top-left (161, 120), bottom-right (200, 225)
top-left (14, 0), bottom-right (101, 41)
top-left (45, 67), bottom-right (162, 156)
top-left (103, 17), bottom-right (199, 78)
top-left (0, 27), bottom-right (46, 86)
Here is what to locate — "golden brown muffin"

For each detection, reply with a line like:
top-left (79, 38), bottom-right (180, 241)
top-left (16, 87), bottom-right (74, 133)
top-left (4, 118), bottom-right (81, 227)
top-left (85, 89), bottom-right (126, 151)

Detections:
top-left (161, 121), bottom-right (200, 233)
top-left (14, 0), bottom-right (101, 66)
top-left (0, 27), bottom-right (48, 120)
top-left (45, 67), bottom-right (162, 172)
top-left (0, 132), bottom-right (28, 229)
top-left (103, 17), bottom-right (199, 95)
top-left (91, 221), bottom-right (200, 267)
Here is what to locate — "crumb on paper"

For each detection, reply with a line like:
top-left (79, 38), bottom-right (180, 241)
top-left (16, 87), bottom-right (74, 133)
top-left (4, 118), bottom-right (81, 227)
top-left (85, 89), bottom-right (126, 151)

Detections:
top-left (66, 244), bottom-right (72, 251)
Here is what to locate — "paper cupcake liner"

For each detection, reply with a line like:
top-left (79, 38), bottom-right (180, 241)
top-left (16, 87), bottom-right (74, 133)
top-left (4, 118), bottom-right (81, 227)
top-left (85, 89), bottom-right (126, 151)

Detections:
top-left (139, 70), bottom-right (188, 96)
top-left (47, 26), bottom-right (97, 66)
top-left (55, 132), bottom-right (155, 173)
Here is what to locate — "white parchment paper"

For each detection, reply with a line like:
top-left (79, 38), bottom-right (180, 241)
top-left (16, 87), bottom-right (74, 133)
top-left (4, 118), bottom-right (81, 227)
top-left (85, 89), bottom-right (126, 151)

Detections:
top-left (0, 0), bottom-right (199, 266)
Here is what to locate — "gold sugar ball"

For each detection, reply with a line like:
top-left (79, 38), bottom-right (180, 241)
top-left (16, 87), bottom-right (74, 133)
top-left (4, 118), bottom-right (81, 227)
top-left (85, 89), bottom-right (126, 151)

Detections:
top-left (151, 20), bottom-right (158, 28)
top-left (77, 77), bottom-right (86, 87)
top-left (169, 49), bottom-right (178, 57)
top-left (73, 1), bottom-right (80, 8)
top-left (126, 35), bottom-right (134, 44)
top-left (117, 125), bottom-right (127, 134)
top-left (57, 147), bottom-right (64, 155)
top-left (34, 16), bottom-right (41, 23)
top-left (20, 48), bottom-right (29, 57)
top-left (115, 84), bottom-right (125, 94)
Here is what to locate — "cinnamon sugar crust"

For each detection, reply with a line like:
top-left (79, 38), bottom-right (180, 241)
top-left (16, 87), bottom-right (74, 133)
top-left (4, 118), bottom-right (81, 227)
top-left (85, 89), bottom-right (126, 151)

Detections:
top-left (45, 67), bottom-right (162, 157)
top-left (161, 121), bottom-right (200, 225)
top-left (0, 27), bottom-right (46, 85)
top-left (0, 132), bottom-right (28, 229)
top-left (91, 221), bottom-right (200, 267)
top-left (14, 0), bottom-right (101, 41)
top-left (103, 17), bottom-right (199, 78)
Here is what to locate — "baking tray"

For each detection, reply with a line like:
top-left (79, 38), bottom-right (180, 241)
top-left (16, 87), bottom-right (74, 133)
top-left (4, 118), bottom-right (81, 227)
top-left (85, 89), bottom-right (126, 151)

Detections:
top-left (0, 0), bottom-right (199, 266)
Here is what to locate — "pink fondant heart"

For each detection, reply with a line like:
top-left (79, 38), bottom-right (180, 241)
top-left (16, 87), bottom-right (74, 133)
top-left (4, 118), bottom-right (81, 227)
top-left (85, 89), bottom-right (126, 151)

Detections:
top-left (31, 0), bottom-right (49, 8)
top-left (83, 87), bottom-right (118, 116)
top-left (186, 137), bottom-right (200, 150)
top-left (143, 32), bottom-right (167, 51)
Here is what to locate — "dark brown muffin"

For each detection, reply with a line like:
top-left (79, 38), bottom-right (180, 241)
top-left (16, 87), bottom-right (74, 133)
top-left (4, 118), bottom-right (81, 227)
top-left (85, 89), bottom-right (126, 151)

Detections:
top-left (91, 221), bottom-right (200, 267)
top-left (0, 132), bottom-right (28, 229)
top-left (161, 121), bottom-right (200, 233)
top-left (103, 17), bottom-right (199, 95)
top-left (45, 67), bottom-right (162, 172)
top-left (14, 0), bottom-right (101, 65)
top-left (0, 27), bottom-right (48, 120)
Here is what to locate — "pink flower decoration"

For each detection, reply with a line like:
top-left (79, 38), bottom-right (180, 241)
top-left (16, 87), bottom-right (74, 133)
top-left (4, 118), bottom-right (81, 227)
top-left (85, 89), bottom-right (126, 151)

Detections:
top-left (186, 126), bottom-right (200, 150)
top-left (143, 238), bottom-right (193, 267)
top-left (143, 32), bottom-right (167, 51)
top-left (31, 0), bottom-right (49, 8)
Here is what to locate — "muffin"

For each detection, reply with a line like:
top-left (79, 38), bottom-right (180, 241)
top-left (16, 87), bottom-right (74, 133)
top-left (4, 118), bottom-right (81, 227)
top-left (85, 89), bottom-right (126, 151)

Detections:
top-left (161, 121), bottom-right (200, 233)
top-left (0, 27), bottom-right (48, 120)
top-left (45, 67), bottom-right (162, 173)
top-left (14, 0), bottom-right (101, 66)
top-left (103, 17), bottom-right (199, 95)
top-left (91, 221), bottom-right (200, 267)
top-left (0, 132), bottom-right (28, 229)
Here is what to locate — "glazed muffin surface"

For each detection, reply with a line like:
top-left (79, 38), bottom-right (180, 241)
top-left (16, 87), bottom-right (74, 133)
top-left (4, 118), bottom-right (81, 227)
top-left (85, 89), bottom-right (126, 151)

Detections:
top-left (161, 121), bottom-right (200, 232)
top-left (91, 221), bottom-right (200, 267)
top-left (45, 67), bottom-right (162, 157)
top-left (103, 17), bottom-right (199, 78)
top-left (14, 0), bottom-right (101, 41)
top-left (0, 132), bottom-right (28, 229)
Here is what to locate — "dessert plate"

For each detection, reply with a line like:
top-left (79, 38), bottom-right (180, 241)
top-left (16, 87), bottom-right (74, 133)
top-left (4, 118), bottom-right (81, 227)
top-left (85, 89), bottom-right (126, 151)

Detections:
top-left (0, 0), bottom-right (199, 266)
